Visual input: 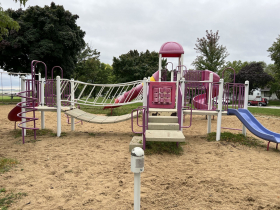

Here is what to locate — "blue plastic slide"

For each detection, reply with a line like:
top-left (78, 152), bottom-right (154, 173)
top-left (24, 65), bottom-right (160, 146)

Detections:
top-left (227, 109), bottom-right (280, 150)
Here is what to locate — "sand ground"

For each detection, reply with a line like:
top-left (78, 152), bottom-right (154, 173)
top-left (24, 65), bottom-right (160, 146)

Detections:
top-left (1, 105), bottom-right (280, 210)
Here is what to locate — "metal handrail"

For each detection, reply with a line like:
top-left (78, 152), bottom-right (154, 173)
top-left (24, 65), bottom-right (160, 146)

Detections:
top-left (131, 107), bottom-right (147, 134)
top-left (136, 106), bottom-right (148, 128)
top-left (181, 105), bottom-right (192, 129)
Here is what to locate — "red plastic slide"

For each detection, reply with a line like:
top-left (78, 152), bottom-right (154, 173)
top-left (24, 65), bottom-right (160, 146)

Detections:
top-left (192, 70), bottom-right (220, 110)
top-left (8, 106), bottom-right (22, 122)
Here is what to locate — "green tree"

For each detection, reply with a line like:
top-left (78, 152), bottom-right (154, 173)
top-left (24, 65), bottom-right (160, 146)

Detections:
top-left (268, 35), bottom-right (280, 69)
top-left (76, 58), bottom-right (114, 98)
top-left (267, 36), bottom-right (280, 99)
top-left (192, 30), bottom-right (229, 73)
top-left (0, 2), bottom-right (85, 78)
top-left (219, 61), bottom-right (268, 83)
top-left (73, 44), bottom-right (100, 80)
top-left (0, 0), bottom-right (28, 41)
top-left (77, 58), bottom-right (113, 84)
top-left (264, 63), bottom-right (280, 99)
top-left (112, 50), bottom-right (166, 83)
top-left (218, 60), bottom-right (249, 82)
top-left (233, 62), bottom-right (274, 91)
top-left (74, 45), bottom-right (115, 97)
top-left (0, 1), bottom-right (28, 40)
top-left (13, 0), bottom-right (28, 5)
top-left (264, 63), bottom-right (277, 76)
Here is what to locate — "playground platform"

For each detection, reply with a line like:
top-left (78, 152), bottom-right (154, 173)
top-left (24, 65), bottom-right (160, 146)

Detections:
top-left (36, 106), bottom-right (71, 112)
top-left (65, 109), bottom-right (138, 124)
top-left (149, 108), bottom-right (228, 116)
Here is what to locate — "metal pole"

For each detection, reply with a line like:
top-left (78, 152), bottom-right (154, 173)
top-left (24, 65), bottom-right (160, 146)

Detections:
top-left (143, 77), bottom-right (147, 108)
top-left (134, 173), bottom-right (140, 210)
top-left (131, 147), bottom-right (144, 210)
top-left (56, 76), bottom-right (61, 137)
top-left (159, 54), bottom-right (162, 82)
top-left (243, 80), bottom-right (249, 136)
top-left (21, 76), bottom-right (26, 136)
top-left (176, 71), bottom-right (181, 109)
top-left (38, 73), bottom-right (41, 104)
top-left (41, 78), bottom-right (45, 129)
top-left (207, 73), bottom-right (213, 134)
top-left (180, 54), bottom-right (184, 76)
top-left (71, 79), bottom-right (75, 131)
top-left (171, 70), bottom-right (174, 82)
top-left (216, 79), bottom-right (224, 141)
top-left (180, 78), bottom-right (185, 131)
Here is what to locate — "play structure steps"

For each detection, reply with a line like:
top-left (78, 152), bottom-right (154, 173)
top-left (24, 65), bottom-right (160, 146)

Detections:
top-left (130, 111), bottom-right (185, 151)
top-left (148, 116), bottom-right (178, 123)
top-left (146, 110), bottom-right (185, 142)
top-left (145, 130), bottom-right (185, 142)
top-left (148, 122), bottom-right (179, 130)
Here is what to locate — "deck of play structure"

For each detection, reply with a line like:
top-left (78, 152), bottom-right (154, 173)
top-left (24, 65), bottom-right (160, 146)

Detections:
top-left (7, 42), bottom-right (280, 151)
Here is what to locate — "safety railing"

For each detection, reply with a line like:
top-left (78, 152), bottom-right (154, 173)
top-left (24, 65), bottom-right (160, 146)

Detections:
top-left (224, 83), bottom-right (245, 110)
top-left (45, 79), bottom-right (71, 107)
top-left (177, 86), bottom-right (183, 130)
top-left (59, 78), bottom-right (144, 107)
top-left (184, 79), bottom-right (246, 112)
top-left (184, 80), bottom-right (219, 111)
top-left (131, 106), bottom-right (148, 150)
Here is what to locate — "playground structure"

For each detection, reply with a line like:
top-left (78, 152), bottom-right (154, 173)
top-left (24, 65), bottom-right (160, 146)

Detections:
top-left (8, 42), bottom-right (280, 150)
top-left (1, 71), bottom-right (35, 128)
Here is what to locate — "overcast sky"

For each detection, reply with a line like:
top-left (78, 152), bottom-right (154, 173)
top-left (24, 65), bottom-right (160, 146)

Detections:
top-left (1, 0), bottom-right (280, 87)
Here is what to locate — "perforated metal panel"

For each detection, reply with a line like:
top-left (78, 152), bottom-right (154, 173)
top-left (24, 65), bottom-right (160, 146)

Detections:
top-left (149, 82), bottom-right (176, 108)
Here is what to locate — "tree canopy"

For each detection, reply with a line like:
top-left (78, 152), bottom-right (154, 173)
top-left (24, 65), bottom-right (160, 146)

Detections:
top-left (0, 1), bottom-right (28, 41)
top-left (192, 30), bottom-right (229, 73)
top-left (0, 6), bottom-right (20, 41)
top-left (73, 44), bottom-right (100, 80)
top-left (13, 0), bottom-right (28, 6)
top-left (233, 62), bottom-right (274, 91)
top-left (267, 37), bottom-right (280, 99)
top-left (112, 50), bottom-right (166, 83)
top-left (0, 2), bottom-right (85, 78)
top-left (268, 35), bottom-right (280, 70)
top-left (0, 0), bottom-right (29, 41)
top-left (267, 65), bottom-right (280, 99)
top-left (73, 45), bottom-right (114, 97)
top-left (74, 44), bottom-right (114, 84)
top-left (218, 60), bottom-right (249, 83)
top-left (265, 63), bottom-right (280, 99)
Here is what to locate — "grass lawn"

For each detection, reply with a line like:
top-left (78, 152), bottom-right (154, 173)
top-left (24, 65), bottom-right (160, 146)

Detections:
top-left (248, 107), bottom-right (280, 117)
top-left (79, 102), bottom-right (143, 116)
top-left (267, 100), bottom-right (280, 106)
top-left (0, 95), bottom-right (21, 105)
top-left (207, 132), bottom-right (264, 148)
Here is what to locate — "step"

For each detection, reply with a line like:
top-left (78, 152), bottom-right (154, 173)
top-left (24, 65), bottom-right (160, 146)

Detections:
top-left (148, 116), bottom-right (178, 123)
top-left (149, 108), bottom-right (177, 112)
top-left (145, 130), bottom-right (185, 142)
top-left (129, 136), bottom-right (143, 152)
top-left (148, 123), bottom-right (179, 130)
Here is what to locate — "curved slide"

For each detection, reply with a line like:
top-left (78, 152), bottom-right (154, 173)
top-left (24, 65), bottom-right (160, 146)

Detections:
top-left (8, 106), bottom-right (22, 122)
top-left (8, 102), bottom-right (38, 123)
top-left (192, 70), bottom-right (220, 110)
top-left (228, 108), bottom-right (280, 148)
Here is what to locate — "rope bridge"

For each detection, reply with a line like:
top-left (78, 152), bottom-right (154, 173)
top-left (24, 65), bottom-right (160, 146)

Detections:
top-left (59, 78), bottom-right (144, 107)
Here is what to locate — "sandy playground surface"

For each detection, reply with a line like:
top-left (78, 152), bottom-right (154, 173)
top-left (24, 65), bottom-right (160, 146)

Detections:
top-left (0, 105), bottom-right (280, 210)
